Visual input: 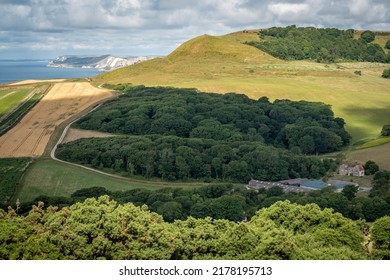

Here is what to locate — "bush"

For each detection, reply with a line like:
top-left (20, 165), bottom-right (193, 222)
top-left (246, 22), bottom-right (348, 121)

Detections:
top-left (385, 40), bottom-right (390, 50)
top-left (360, 30), bottom-right (375, 43)
top-left (381, 125), bottom-right (390, 136)
top-left (382, 68), bottom-right (390, 78)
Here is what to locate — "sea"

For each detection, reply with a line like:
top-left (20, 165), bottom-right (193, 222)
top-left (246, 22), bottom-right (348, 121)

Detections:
top-left (0, 59), bottom-right (101, 84)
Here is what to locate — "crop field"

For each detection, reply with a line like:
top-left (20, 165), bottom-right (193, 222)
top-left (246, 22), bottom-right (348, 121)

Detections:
top-left (0, 82), bottom-right (113, 157)
top-left (61, 128), bottom-right (115, 143)
top-left (0, 87), bottom-right (33, 117)
top-left (17, 159), bottom-right (208, 202)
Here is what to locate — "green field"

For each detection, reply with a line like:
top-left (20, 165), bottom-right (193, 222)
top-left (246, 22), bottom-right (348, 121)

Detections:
top-left (0, 88), bottom-right (33, 117)
top-left (94, 33), bottom-right (390, 144)
top-left (0, 89), bottom-right (45, 135)
top-left (17, 159), bottom-right (209, 202)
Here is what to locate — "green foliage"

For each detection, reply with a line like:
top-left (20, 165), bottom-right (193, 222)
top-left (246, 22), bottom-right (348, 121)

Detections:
top-left (360, 30), bottom-right (375, 43)
top-left (248, 26), bottom-right (387, 63)
top-left (371, 216), bottom-right (390, 259)
top-left (0, 158), bottom-right (32, 205)
top-left (74, 86), bottom-right (350, 153)
top-left (386, 40), bottom-right (390, 49)
top-left (342, 185), bottom-right (359, 201)
top-left (382, 68), bottom-right (390, 78)
top-left (0, 198), bottom-right (368, 260)
top-left (364, 160), bottom-right (379, 175)
top-left (381, 125), bottom-right (390, 136)
top-left (57, 86), bottom-right (349, 183)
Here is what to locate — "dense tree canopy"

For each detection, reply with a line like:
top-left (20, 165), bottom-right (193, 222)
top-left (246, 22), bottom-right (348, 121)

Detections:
top-left (248, 26), bottom-right (389, 63)
top-left (74, 86), bottom-right (350, 153)
top-left (57, 86), bottom-right (350, 183)
top-left (0, 197), bottom-right (373, 260)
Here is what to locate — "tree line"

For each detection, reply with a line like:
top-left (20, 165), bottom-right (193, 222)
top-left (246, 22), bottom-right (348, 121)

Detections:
top-left (247, 26), bottom-right (390, 63)
top-left (56, 135), bottom-right (336, 182)
top-left (2, 197), bottom-right (388, 260)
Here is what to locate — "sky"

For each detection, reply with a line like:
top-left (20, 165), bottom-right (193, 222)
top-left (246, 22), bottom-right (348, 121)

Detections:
top-left (0, 0), bottom-right (389, 59)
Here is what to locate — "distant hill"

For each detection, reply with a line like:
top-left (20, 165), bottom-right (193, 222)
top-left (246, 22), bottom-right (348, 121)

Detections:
top-left (48, 55), bottom-right (155, 71)
top-left (93, 34), bottom-right (280, 85)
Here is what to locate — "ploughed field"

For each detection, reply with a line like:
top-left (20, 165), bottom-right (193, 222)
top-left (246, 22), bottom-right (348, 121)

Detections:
top-left (0, 82), bottom-right (113, 157)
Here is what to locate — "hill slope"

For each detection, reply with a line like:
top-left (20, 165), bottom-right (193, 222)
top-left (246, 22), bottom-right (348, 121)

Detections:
top-left (92, 32), bottom-right (390, 144)
top-left (93, 34), bottom-right (281, 85)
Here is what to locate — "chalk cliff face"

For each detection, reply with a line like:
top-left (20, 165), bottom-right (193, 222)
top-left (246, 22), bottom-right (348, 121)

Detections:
top-left (48, 55), bottom-right (155, 71)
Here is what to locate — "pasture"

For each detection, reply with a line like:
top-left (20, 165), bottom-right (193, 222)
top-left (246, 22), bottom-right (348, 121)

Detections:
top-left (17, 159), bottom-right (208, 202)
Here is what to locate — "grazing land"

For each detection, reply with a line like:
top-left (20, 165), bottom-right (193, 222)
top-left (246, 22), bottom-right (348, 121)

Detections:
top-left (17, 158), bottom-right (208, 202)
top-left (0, 82), bottom-right (113, 157)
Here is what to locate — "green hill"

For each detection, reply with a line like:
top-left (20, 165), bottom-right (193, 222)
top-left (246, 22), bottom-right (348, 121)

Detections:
top-left (94, 34), bottom-right (280, 85)
top-left (92, 31), bottom-right (390, 144)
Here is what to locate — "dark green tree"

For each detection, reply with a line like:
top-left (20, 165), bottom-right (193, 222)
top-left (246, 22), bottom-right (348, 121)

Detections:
top-left (381, 125), bottom-right (390, 136)
top-left (342, 185), bottom-right (359, 201)
top-left (364, 160), bottom-right (379, 175)
top-left (360, 30), bottom-right (375, 43)
top-left (382, 69), bottom-right (390, 78)
top-left (385, 40), bottom-right (390, 49)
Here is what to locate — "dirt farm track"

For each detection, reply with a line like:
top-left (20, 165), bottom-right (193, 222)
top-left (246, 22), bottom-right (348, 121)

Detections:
top-left (0, 82), bottom-right (113, 157)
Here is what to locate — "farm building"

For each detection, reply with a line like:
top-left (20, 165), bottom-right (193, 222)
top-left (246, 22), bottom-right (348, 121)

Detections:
top-left (338, 162), bottom-right (365, 177)
top-left (248, 178), bottom-right (359, 193)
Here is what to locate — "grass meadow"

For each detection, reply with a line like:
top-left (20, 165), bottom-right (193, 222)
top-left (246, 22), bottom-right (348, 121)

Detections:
top-left (17, 159), bottom-right (209, 202)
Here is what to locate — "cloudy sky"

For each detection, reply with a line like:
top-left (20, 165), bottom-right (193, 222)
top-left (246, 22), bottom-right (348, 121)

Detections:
top-left (0, 0), bottom-right (389, 59)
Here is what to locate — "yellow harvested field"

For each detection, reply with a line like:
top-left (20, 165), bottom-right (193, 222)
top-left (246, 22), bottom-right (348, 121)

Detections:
top-left (62, 128), bottom-right (114, 143)
top-left (0, 82), bottom-right (113, 157)
top-left (9, 79), bottom-right (66, 85)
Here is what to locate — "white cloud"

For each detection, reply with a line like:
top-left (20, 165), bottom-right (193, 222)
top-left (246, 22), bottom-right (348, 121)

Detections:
top-left (0, 0), bottom-right (389, 59)
top-left (268, 3), bottom-right (311, 20)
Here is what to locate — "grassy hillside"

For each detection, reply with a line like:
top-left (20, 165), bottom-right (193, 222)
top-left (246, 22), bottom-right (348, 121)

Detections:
top-left (93, 32), bottom-right (390, 144)
top-left (94, 34), bottom-right (281, 85)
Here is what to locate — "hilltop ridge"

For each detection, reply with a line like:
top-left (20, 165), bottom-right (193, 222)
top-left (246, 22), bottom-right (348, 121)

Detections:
top-left (93, 34), bottom-right (280, 85)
